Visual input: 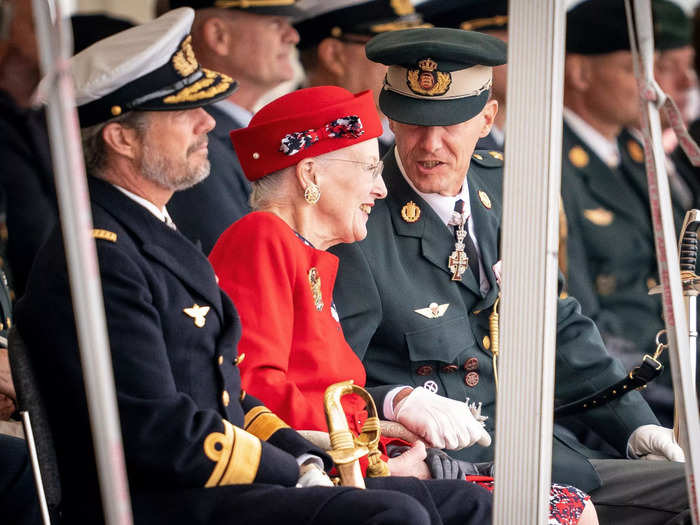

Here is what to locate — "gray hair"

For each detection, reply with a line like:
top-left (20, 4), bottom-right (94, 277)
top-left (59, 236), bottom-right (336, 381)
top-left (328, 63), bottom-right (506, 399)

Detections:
top-left (249, 168), bottom-right (294, 210)
top-left (80, 111), bottom-right (150, 179)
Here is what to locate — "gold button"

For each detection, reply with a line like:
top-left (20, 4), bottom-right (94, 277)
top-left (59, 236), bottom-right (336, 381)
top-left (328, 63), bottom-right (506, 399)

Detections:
top-left (222, 390), bottom-right (230, 407)
top-left (252, 152), bottom-right (260, 159)
top-left (110, 105), bottom-right (122, 116)
top-left (218, 355), bottom-right (224, 365)
top-left (482, 335), bottom-right (491, 350)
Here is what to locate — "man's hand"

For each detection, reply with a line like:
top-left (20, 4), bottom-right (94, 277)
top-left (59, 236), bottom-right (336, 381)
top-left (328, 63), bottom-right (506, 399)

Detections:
top-left (628, 424), bottom-right (685, 462)
top-left (386, 441), bottom-right (431, 479)
top-left (296, 459), bottom-right (335, 488)
top-left (393, 387), bottom-right (491, 450)
top-left (0, 348), bottom-right (16, 400)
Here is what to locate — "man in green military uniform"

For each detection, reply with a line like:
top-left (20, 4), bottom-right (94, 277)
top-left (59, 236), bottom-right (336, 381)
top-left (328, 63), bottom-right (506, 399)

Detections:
top-left (331, 26), bottom-right (690, 524)
top-left (561, 0), bottom-right (694, 427)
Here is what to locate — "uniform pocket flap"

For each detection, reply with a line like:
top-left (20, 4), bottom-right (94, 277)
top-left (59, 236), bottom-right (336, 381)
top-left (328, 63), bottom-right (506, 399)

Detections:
top-left (405, 315), bottom-right (475, 363)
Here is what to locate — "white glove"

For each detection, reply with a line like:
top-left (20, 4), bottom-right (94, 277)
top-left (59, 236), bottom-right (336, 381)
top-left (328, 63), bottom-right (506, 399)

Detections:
top-left (628, 424), bottom-right (685, 462)
top-left (296, 460), bottom-right (335, 488)
top-left (393, 387), bottom-right (491, 450)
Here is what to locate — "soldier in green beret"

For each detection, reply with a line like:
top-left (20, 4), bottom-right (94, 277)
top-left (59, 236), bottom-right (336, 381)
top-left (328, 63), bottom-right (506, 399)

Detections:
top-left (330, 25), bottom-right (690, 524)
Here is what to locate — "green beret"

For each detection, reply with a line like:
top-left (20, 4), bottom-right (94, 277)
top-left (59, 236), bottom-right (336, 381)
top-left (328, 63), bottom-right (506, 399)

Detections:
top-left (418, 0), bottom-right (508, 32)
top-left (653, 0), bottom-right (691, 51)
top-left (366, 27), bottom-right (507, 126)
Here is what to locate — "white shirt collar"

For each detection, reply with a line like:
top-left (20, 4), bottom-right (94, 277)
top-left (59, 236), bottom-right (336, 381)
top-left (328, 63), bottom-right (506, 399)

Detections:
top-left (393, 148), bottom-right (489, 294)
top-left (489, 125), bottom-right (505, 148)
top-left (379, 117), bottom-right (395, 147)
top-left (563, 108), bottom-right (620, 168)
top-left (212, 99), bottom-right (253, 127)
top-left (113, 184), bottom-right (175, 226)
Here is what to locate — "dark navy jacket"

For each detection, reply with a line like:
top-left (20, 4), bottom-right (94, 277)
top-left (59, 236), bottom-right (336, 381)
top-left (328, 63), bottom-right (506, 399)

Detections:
top-left (15, 178), bottom-right (327, 522)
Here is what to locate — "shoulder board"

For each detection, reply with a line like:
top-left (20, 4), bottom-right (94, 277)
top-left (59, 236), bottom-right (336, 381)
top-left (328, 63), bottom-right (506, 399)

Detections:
top-left (472, 150), bottom-right (504, 168)
top-left (92, 229), bottom-right (117, 243)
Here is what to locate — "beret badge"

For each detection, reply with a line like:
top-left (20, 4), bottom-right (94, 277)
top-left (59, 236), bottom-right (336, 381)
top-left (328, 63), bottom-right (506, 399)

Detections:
top-left (407, 58), bottom-right (452, 96)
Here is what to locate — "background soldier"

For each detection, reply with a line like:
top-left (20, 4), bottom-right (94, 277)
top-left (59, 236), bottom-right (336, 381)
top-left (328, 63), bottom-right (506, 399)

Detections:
top-left (164, 0), bottom-right (302, 254)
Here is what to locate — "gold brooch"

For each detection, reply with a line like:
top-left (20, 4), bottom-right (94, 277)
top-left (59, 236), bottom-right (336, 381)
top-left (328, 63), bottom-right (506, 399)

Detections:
top-left (308, 268), bottom-right (323, 311)
top-left (184, 303), bottom-right (210, 327)
top-left (407, 58), bottom-right (452, 96)
top-left (401, 201), bottom-right (421, 223)
top-left (627, 139), bottom-right (644, 163)
top-left (568, 146), bottom-right (589, 168)
top-left (478, 190), bottom-right (492, 209)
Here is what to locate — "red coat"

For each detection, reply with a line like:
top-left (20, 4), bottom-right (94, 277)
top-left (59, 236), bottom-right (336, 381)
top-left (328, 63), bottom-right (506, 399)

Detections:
top-left (210, 212), bottom-right (370, 435)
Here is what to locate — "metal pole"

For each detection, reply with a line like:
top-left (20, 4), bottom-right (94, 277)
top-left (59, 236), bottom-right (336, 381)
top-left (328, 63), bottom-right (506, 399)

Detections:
top-left (627, 1), bottom-right (700, 522)
top-left (494, 0), bottom-right (566, 523)
top-left (31, 1), bottom-right (133, 524)
top-left (20, 412), bottom-right (50, 525)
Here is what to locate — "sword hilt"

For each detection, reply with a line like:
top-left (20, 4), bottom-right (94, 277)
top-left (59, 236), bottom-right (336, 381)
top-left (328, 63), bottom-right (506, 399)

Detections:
top-left (678, 210), bottom-right (700, 273)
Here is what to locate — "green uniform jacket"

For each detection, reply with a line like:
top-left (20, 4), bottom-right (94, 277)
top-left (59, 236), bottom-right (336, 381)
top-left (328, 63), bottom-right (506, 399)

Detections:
top-left (561, 123), bottom-right (663, 366)
top-left (331, 147), bottom-right (658, 492)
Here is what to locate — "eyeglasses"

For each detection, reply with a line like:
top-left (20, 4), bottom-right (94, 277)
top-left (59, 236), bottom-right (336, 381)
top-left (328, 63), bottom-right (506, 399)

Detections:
top-left (324, 158), bottom-right (384, 179)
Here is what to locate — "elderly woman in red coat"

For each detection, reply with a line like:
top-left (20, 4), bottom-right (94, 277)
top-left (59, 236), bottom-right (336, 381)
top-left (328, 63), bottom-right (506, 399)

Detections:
top-left (209, 86), bottom-right (597, 525)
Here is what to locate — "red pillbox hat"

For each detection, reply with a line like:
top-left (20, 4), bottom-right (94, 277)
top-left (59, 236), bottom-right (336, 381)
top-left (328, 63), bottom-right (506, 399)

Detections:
top-left (230, 86), bottom-right (383, 181)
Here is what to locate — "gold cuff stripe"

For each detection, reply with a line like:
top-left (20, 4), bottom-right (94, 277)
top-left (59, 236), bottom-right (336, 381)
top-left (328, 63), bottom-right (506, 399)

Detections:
top-left (243, 406), bottom-right (270, 428)
top-left (204, 419), bottom-right (234, 487)
top-left (204, 420), bottom-right (262, 486)
top-left (92, 229), bottom-right (117, 243)
top-left (245, 408), bottom-right (290, 442)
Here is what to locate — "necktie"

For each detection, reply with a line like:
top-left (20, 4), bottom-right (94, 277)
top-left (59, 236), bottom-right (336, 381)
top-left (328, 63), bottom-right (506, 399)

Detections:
top-left (454, 199), bottom-right (481, 284)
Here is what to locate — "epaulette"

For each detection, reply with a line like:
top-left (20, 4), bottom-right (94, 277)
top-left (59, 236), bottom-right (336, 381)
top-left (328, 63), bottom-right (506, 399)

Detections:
top-left (92, 229), bottom-right (117, 243)
top-left (472, 149), bottom-right (504, 168)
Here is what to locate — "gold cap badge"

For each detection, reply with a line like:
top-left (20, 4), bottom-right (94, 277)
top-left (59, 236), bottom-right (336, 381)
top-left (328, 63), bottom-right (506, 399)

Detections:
top-left (184, 303), bottom-right (210, 327)
top-left (478, 190), bottom-right (492, 209)
top-left (401, 201), bottom-right (421, 223)
top-left (568, 146), bottom-right (589, 168)
top-left (407, 58), bottom-right (452, 96)
top-left (627, 139), bottom-right (644, 163)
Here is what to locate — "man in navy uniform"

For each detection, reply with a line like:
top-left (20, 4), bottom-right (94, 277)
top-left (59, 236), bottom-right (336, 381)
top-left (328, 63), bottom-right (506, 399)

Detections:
top-left (330, 27), bottom-right (690, 524)
top-left (14, 10), bottom-right (493, 524)
top-left (164, 0), bottom-right (301, 254)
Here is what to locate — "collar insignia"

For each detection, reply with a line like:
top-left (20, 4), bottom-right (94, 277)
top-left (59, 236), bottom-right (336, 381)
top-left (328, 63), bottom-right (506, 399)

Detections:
top-left (627, 139), bottom-right (644, 163)
top-left (568, 145), bottom-right (589, 168)
top-left (478, 190), bottom-right (492, 209)
top-left (415, 302), bottom-right (450, 319)
top-left (407, 58), bottom-right (452, 96)
top-left (184, 303), bottom-right (210, 327)
top-left (401, 201), bottom-right (421, 223)
top-left (583, 208), bottom-right (614, 226)
top-left (308, 267), bottom-right (324, 311)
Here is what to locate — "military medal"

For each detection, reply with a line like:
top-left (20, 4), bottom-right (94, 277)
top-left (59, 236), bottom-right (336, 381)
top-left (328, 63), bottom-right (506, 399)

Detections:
top-left (414, 302), bottom-right (449, 319)
top-left (308, 267), bottom-right (324, 311)
top-left (183, 303), bottom-right (210, 327)
top-left (448, 212), bottom-right (469, 281)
